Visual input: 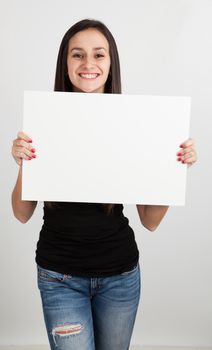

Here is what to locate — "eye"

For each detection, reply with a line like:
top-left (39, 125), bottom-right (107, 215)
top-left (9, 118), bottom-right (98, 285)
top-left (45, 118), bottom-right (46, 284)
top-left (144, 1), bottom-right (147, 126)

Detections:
top-left (72, 53), bottom-right (83, 59)
top-left (96, 53), bottom-right (105, 58)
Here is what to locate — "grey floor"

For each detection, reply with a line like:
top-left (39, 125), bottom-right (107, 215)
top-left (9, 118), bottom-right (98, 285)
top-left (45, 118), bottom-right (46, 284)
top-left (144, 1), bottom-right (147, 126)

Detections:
top-left (0, 346), bottom-right (212, 350)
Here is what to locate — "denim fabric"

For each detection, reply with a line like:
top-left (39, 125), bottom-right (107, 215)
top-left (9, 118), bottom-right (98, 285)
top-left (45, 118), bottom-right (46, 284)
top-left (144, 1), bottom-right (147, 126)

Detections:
top-left (37, 263), bottom-right (141, 350)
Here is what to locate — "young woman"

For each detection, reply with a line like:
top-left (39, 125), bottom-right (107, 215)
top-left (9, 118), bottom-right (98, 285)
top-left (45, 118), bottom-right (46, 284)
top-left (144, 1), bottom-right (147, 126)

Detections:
top-left (11, 19), bottom-right (197, 350)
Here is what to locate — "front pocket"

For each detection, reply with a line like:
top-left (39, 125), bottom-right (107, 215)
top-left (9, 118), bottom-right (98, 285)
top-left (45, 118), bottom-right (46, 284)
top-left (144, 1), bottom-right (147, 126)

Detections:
top-left (37, 266), bottom-right (71, 283)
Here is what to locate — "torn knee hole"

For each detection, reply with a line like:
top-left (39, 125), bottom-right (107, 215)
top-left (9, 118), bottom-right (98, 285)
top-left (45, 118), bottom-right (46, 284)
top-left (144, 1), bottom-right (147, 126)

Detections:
top-left (52, 323), bottom-right (83, 337)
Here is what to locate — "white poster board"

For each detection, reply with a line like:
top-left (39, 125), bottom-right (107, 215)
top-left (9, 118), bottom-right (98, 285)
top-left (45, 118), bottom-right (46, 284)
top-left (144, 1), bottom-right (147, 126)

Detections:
top-left (22, 91), bottom-right (190, 205)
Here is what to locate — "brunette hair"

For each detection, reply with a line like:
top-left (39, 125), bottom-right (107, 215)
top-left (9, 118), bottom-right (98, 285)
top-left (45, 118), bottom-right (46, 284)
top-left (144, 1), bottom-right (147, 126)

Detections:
top-left (47, 19), bottom-right (122, 215)
top-left (54, 18), bottom-right (121, 94)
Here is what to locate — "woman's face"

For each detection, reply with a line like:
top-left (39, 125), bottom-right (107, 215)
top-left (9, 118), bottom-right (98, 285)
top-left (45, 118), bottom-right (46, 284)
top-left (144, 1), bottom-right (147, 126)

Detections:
top-left (67, 28), bottom-right (111, 93)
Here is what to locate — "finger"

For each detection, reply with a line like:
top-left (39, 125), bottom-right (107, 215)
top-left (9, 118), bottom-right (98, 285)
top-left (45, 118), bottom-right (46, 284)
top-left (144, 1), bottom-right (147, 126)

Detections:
top-left (13, 144), bottom-right (36, 159)
top-left (14, 149), bottom-right (33, 161)
top-left (182, 152), bottom-right (197, 163)
top-left (17, 131), bottom-right (33, 143)
top-left (177, 152), bottom-right (197, 163)
top-left (183, 152), bottom-right (195, 161)
top-left (179, 147), bottom-right (194, 157)
top-left (13, 138), bottom-right (33, 150)
top-left (181, 148), bottom-right (197, 161)
top-left (12, 151), bottom-right (35, 166)
top-left (183, 147), bottom-right (194, 155)
top-left (15, 140), bottom-right (36, 152)
top-left (180, 138), bottom-right (194, 149)
top-left (183, 157), bottom-right (196, 165)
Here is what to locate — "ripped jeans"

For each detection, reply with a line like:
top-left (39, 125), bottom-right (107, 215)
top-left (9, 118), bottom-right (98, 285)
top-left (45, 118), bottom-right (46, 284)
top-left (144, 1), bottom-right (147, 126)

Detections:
top-left (37, 263), bottom-right (141, 350)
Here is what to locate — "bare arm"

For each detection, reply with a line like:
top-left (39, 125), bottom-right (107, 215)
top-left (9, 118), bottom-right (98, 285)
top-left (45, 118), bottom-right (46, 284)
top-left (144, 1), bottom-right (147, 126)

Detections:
top-left (12, 166), bottom-right (37, 223)
top-left (11, 132), bottom-right (37, 223)
top-left (136, 204), bottom-right (169, 231)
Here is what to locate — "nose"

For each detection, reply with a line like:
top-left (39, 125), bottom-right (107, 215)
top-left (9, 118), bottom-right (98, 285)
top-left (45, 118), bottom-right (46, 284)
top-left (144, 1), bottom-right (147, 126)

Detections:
top-left (82, 56), bottom-right (95, 69)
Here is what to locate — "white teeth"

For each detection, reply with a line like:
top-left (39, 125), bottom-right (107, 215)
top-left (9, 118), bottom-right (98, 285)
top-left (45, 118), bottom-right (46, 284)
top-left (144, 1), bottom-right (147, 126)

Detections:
top-left (79, 73), bottom-right (98, 79)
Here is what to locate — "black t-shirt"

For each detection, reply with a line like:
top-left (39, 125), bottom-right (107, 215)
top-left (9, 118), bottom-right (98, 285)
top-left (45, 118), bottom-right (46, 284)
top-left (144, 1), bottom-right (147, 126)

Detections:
top-left (35, 202), bottom-right (139, 277)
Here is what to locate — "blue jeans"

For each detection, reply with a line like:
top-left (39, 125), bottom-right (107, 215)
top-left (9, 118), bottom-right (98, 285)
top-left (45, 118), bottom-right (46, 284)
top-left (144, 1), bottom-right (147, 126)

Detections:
top-left (37, 263), bottom-right (141, 350)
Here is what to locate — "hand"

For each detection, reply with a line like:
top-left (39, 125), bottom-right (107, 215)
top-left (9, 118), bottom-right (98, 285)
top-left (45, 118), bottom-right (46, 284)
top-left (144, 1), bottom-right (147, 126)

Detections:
top-left (12, 132), bottom-right (37, 166)
top-left (176, 138), bottom-right (197, 167)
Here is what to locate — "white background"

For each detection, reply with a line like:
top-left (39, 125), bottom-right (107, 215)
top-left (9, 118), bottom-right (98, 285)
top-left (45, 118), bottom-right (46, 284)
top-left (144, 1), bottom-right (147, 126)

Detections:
top-left (0, 0), bottom-right (211, 347)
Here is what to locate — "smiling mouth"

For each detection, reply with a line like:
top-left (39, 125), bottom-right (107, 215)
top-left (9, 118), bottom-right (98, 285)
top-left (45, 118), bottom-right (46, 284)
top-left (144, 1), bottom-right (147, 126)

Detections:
top-left (79, 73), bottom-right (100, 79)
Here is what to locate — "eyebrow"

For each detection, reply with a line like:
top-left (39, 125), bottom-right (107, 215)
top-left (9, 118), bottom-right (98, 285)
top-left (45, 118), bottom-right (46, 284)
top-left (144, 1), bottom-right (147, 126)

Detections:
top-left (70, 47), bottom-right (107, 52)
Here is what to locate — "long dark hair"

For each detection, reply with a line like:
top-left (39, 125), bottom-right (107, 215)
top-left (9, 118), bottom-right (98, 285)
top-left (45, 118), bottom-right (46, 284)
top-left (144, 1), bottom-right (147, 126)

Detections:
top-left (48, 19), bottom-right (122, 215)
top-left (54, 18), bottom-right (121, 94)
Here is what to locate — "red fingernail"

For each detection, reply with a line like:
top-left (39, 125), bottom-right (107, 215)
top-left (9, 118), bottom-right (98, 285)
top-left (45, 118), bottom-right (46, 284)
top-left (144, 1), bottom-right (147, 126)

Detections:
top-left (180, 144), bottom-right (183, 148)
top-left (182, 160), bottom-right (185, 163)
top-left (177, 157), bottom-right (181, 161)
top-left (177, 152), bottom-right (182, 156)
top-left (31, 148), bottom-right (36, 153)
top-left (28, 157), bottom-right (32, 160)
top-left (32, 154), bottom-right (36, 158)
top-left (28, 139), bottom-right (33, 143)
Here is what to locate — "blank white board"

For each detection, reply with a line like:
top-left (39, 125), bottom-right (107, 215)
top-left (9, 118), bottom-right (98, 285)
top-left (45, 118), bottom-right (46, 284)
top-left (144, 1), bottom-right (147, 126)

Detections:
top-left (22, 91), bottom-right (191, 205)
